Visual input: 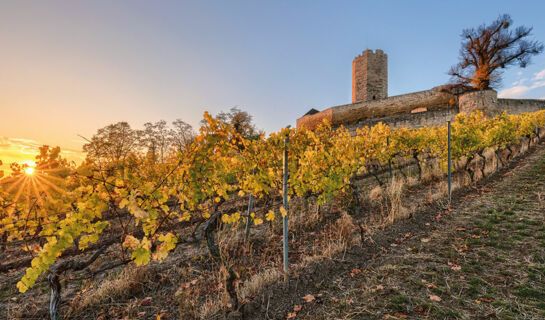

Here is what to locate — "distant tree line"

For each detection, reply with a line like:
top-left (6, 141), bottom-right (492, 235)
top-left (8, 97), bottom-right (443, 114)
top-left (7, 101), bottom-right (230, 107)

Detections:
top-left (82, 107), bottom-right (263, 165)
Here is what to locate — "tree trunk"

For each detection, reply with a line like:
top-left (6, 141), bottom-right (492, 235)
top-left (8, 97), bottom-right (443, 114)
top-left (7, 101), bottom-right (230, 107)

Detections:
top-left (201, 203), bottom-right (239, 311)
top-left (47, 246), bottom-right (107, 319)
top-left (48, 273), bottom-right (62, 320)
top-left (225, 266), bottom-right (238, 310)
top-left (413, 154), bottom-right (422, 181)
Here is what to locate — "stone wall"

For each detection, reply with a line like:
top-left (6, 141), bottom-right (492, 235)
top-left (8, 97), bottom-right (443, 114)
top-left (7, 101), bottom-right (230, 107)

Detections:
top-left (297, 86), bottom-right (455, 130)
top-left (458, 89), bottom-right (498, 116)
top-left (458, 90), bottom-right (545, 117)
top-left (496, 98), bottom-right (545, 115)
top-left (342, 107), bottom-right (458, 134)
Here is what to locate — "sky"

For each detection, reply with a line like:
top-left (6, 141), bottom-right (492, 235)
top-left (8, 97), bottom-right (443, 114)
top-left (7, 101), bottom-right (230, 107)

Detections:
top-left (1, 0), bottom-right (545, 171)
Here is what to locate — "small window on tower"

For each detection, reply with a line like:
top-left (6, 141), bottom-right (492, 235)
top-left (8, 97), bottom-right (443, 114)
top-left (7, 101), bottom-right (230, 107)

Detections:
top-left (373, 96), bottom-right (376, 100)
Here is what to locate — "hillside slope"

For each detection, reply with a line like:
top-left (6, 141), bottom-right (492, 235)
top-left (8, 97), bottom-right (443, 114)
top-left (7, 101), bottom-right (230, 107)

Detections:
top-left (246, 144), bottom-right (545, 320)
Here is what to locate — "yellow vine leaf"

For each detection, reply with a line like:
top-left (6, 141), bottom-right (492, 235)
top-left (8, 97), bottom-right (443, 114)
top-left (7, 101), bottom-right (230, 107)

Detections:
top-left (123, 235), bottom-right (140, 250)
top-left (280, 206), bottom-right (288, 218)
top-left (265, 210), bottom-right (275, 221)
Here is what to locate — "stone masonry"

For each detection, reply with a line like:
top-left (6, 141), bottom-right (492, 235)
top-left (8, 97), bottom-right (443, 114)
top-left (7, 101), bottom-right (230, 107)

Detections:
top-left (352, 49), bottom-right (388, 103)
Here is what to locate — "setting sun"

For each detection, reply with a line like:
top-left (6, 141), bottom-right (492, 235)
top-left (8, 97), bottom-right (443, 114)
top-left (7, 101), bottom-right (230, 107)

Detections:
top-left (25, 167), bottom-right (35, 175)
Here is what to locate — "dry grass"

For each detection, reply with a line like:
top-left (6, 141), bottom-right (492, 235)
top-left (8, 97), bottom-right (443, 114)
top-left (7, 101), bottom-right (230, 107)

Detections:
top-left (69, 264), bottom-right (154, 316)
top-left (199, 209), bottom-right (359, 319)
top-left (331, 212), bottom-right (357, 247)
top-left (238, 268), bottom-right (283, 301)
top-left (421, 160), bottom-right (443, 183)
top-left (404, 175), bottom-right (419, 188)
top-left (300, 238), bottom-right (350, 266)
top-left (368, 185), bottom-right (383, 202)
top-left (384, 177), bottom-right (409, 225)
top-left (290, 198), bottom-right (323, 233)
top-left (301, 212), bottom-right (358, 266)
top-left (428, 180), bottom-right (461, 202)
top-left (199, 297), bottom-right (222, 320)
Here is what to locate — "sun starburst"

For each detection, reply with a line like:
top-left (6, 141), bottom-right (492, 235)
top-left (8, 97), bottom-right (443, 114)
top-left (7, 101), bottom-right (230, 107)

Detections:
top-left (1, 159), bottom-right (69, 216)
top-left (25, 167), bottom-right (35, 175)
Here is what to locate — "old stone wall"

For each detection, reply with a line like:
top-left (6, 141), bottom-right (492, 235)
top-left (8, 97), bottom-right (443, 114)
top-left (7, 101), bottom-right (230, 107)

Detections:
top-left (343, 107), bottom-right (458, 133)
top-left (457, 90), bottom-right (545, 117)
top-left (297, 86), bottom-right (455, 130)
top-left (496, 98), bottom-right (545, 115)
top-left (458, 89), bottom-right (498, 116)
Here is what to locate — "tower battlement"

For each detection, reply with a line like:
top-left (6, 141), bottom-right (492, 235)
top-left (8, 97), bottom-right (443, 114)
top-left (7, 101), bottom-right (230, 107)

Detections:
top-left (352, 49), bottom-right (388, 103)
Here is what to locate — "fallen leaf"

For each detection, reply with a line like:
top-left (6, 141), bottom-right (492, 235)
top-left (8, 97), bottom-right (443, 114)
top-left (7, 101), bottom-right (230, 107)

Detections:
top-left (394, 313), bottom-right (408, 319)
top-left (350, 269), bottom-right (361, 277)
top-left (421, 238), bottom-right (431, 243)
top-left (376, 285), bottom-right (384, 290)
top-left (302, 294), bottom-right (315, 303)
top-left (286, 312), bottom-right (297, 319)
top-left (140, 297), bottom-right (152, 306)
top-left (480, 297), bottom-right (493, 303)
top-left (293, 305), bottom-right (302, 312)
top-left (451, 264), bottom-right (462, 271)
top-left (429, 295), bottom-right (441, 302)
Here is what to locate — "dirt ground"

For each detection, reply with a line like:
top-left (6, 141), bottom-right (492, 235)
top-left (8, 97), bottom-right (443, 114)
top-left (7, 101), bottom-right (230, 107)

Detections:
top-left (244, 144), bottom-right (545, 320)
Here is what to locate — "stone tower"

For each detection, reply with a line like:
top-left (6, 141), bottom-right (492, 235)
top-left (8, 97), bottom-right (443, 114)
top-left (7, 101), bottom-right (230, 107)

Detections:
top-left (352, 49), bottom-right (388, 103)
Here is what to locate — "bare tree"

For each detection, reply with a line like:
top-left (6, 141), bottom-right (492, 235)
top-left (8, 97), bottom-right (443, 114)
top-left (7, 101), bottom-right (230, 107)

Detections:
top-left (83, 122), bottom-right (139, 165)
top-left (449, 14), bottom-right (543, 90)
top-left (139, 120), bottom-right (173, 163)
top-left (170, 119), bottom-right (195, 152)
top-left (205, 107), bottom-right (264, 140)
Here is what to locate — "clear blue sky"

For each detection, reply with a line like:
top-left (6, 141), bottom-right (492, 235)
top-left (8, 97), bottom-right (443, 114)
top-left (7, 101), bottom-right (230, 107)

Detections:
top-left (1, 0), bottom-right (545, 156)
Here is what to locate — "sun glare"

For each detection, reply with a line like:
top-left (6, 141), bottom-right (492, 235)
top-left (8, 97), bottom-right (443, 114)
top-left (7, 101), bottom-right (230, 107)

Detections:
top-left (25, 167), bottom-right (35, 175)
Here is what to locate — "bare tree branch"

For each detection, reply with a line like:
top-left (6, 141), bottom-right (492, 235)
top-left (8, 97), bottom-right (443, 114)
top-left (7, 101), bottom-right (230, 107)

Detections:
top-left (448, 14), bottom-right (543, 90)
